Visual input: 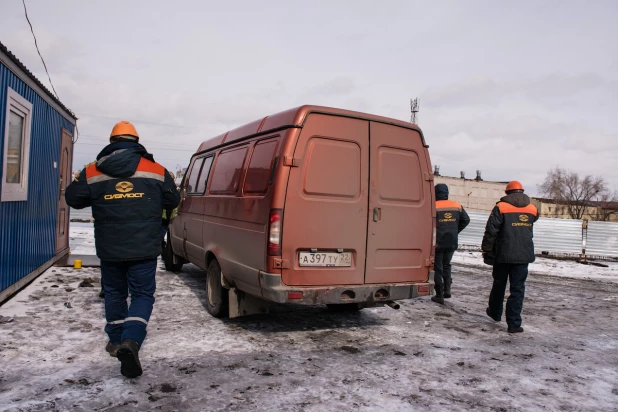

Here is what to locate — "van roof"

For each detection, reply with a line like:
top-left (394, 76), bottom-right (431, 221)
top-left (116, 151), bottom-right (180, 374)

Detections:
top-left (195, 105), bottom-right (426, 155)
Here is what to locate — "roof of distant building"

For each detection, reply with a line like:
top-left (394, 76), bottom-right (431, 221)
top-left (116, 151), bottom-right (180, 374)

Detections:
top-left (589, 200), bottom-right (618, 210)
top-left (531, 197), bottom-right (618, 209)
top-left (434, 174), bottom-right (509, 184)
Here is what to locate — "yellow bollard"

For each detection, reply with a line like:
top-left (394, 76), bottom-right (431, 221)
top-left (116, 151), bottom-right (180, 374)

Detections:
top-left (74, 259), bottom-right (82, 269)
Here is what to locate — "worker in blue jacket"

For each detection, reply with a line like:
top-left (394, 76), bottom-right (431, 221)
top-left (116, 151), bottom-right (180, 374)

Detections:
top-left (482, 181), bottom-right (539, 333)
top-left (66, 121), bottom-right (179, 378)
top-left (432, 184), bottom-right (470, 304)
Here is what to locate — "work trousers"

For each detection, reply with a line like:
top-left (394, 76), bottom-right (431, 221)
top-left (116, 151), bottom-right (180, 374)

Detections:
top-left (101, 259), bottom-right (157, 347)
top-left (487, 263), bottom-right (528, 328)
top-left (434, 250), bottom-right (455, 288)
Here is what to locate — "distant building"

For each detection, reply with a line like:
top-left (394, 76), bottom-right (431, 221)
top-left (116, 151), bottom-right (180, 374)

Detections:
top-left (531, 198), bottom-right (618, 222)
top-left (0, 41), bottom-right (77, 304)
top-left (433, 167), bottom-right (508, 212)
top-left (175, 167), bottom-right (187, 187)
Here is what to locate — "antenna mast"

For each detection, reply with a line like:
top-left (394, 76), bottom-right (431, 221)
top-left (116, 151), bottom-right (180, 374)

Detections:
top-left (410, 98), bottom-right (419, 124)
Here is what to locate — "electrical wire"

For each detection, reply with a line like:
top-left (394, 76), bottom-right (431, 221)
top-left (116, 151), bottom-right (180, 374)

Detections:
top-left (21, 0), bottom-right (81, 144)
top-left (75, 134), bottom-right (201, 151)
top-left (77, 113), bottom-right (197, 129)
top-left (75, 142), bottom-right (196, 153)
top-left (21, 0), bottom-right (59, 100)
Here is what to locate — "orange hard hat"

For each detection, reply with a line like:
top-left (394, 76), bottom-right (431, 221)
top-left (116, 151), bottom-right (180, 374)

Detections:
top-left (110, 120), bottom-right (139, 140)
top-left (505, 180), bottom-right (524, 193)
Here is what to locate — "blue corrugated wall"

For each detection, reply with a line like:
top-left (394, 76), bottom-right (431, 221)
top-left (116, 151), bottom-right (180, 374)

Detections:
top-left (0, 62), bottom-right (75, 293)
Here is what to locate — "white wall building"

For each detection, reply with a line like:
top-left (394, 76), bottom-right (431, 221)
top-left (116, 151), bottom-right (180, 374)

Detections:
top-left (434, 169), bottom-right (508, 212)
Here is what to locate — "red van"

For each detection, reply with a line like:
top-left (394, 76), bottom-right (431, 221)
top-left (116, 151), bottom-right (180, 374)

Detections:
top-left (164, 105), bottom-right (436, 318)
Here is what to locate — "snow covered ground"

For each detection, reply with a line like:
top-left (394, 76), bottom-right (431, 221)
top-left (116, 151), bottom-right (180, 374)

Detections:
top-left (0, 224), bottom-right (617, 411)
top-left (453, 251), bottom-right (618, 283)
top-left (68, 222), bottom-right (96, 255)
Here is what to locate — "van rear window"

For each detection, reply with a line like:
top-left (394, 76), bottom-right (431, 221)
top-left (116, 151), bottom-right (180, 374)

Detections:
top-left (244, 139), bottom-right (278, 195)
top-left (303, 138), bottom-right (361, 199)
top-left (210, 145), bottom-right (249, 195)
top-left (378, 148), bottom-right (422, 203)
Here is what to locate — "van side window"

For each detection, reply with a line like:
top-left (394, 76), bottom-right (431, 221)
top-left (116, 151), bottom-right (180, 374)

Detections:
top-left (210, 145), bottom-right (249, 195)
top-left (185, 157), bottom-right (205, 194)
top-left (244, 139), bottom-right (278, 195)
top-left (196, 156), bottom-right (214, 194)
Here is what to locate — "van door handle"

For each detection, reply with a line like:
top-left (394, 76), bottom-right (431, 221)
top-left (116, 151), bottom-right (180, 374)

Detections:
top-left (373, 208), bottom-right (381, 222)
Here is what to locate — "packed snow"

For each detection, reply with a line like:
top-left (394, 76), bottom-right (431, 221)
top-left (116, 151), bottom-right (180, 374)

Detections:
top-left (0, 223), bottom-right (617, 411)
top-left (453, 251), bottom-right (618, 283)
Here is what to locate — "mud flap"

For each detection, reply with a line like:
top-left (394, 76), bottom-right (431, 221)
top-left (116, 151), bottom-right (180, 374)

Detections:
top-left (228, 288), bottom-right (270, 318)
top-left (429, 270), bottom-right (435, 295)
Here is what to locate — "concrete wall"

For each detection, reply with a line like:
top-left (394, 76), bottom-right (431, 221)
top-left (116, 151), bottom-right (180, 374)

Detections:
top-left (434, 176), bottom-right (507, 212)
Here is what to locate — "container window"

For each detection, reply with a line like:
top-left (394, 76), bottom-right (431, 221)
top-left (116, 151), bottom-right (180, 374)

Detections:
top-left (6, 112), bottom-right (24, 183)
top-left (210, 145), bottom-right (249, 195)
top-left (244, 139), bottom-right (278, 195)
top-left (185, 157), bottom-right (205, 194)
top-left (2, 88), bottom-right (33, 202)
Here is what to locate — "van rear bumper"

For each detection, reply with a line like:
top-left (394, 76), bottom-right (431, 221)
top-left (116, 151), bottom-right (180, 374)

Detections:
top-left (259, 271), bottom-right (434, 305)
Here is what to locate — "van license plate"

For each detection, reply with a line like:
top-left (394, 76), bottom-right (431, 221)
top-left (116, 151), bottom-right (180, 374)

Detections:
top-left (298, 252), bottom-right (352, 267)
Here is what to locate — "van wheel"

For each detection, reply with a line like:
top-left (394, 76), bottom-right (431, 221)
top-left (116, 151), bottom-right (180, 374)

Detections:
top-left (326, 303), bottom-right (362, 312)
top-left (206, 260), bottom-right (229, 318)
top-left (162, 231), bottom-right (184, 272)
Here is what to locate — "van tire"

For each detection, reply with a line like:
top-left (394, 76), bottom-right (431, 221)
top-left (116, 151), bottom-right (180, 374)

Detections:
top-left (206, 260), bottom-right (229, 318)
top-left (162, 231), bottom-right (184, 272)
top-left (326, 303), bottom-right (362, 312)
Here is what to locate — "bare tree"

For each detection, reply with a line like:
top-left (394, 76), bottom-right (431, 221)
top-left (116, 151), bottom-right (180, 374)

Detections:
top-left (538, 167), bottom-right (609, 220)
top-left (592, 190), bottom-right (618, 221)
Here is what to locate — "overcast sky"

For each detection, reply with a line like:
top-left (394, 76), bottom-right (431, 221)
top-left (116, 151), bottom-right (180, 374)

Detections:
top-left (1, 0), bottom-right (616, 195)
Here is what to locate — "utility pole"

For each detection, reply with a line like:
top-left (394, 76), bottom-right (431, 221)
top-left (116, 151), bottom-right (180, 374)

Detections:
top-left (410, 98), bottom-right (419, 124)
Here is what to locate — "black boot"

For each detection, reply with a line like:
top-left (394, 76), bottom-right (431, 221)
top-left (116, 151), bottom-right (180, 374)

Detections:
top-left (486, 307), bottom-right (500, 322)
top-left (116, 339), bottom-right (142, 378)
top-left (431, 285), bottom-right (445, 305)
top-left (508, 326), bottom-right (524, 333)
top-left (444, 279), bottom-right (452, 299)
top-left (105, 341), bottom-right (119, 357)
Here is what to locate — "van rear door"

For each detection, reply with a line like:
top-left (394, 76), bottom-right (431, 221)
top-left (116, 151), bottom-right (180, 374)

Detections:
top-left (281, 114), bottom-right (369, 286)
top-left (364, 122), bottom-right (431, 283)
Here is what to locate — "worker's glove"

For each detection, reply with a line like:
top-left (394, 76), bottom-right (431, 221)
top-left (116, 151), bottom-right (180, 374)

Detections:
top-left (482, 252), bottom-right (495, 266)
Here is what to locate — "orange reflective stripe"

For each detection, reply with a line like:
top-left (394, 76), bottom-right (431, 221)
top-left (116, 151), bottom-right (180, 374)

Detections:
top-left (436, 200), bottom-right (462, 211)
top-left (85, 163), bottom-right (116, 184)
top-left (497, 202), bottom-right (538, 216)
top-left (85, 163), bottom-right (102, 178)
top-left (136, 158), bottom-right (165, 176)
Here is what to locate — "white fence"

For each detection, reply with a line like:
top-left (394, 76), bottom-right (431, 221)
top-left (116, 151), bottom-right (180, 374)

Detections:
top-left (586, 221), bottom-right (618, 257)
top-left (459, 211), bottom-right (617, 257)
top-left (70, 207), bottom-right (618, 258)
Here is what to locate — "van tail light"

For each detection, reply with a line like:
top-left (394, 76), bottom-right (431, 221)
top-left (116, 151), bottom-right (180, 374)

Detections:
top-left (268, 209), bottom-right (283, 256)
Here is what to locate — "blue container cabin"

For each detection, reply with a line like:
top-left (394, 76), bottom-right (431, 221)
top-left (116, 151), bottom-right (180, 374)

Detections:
top-left (0, 41), bottom-right (76, 304)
